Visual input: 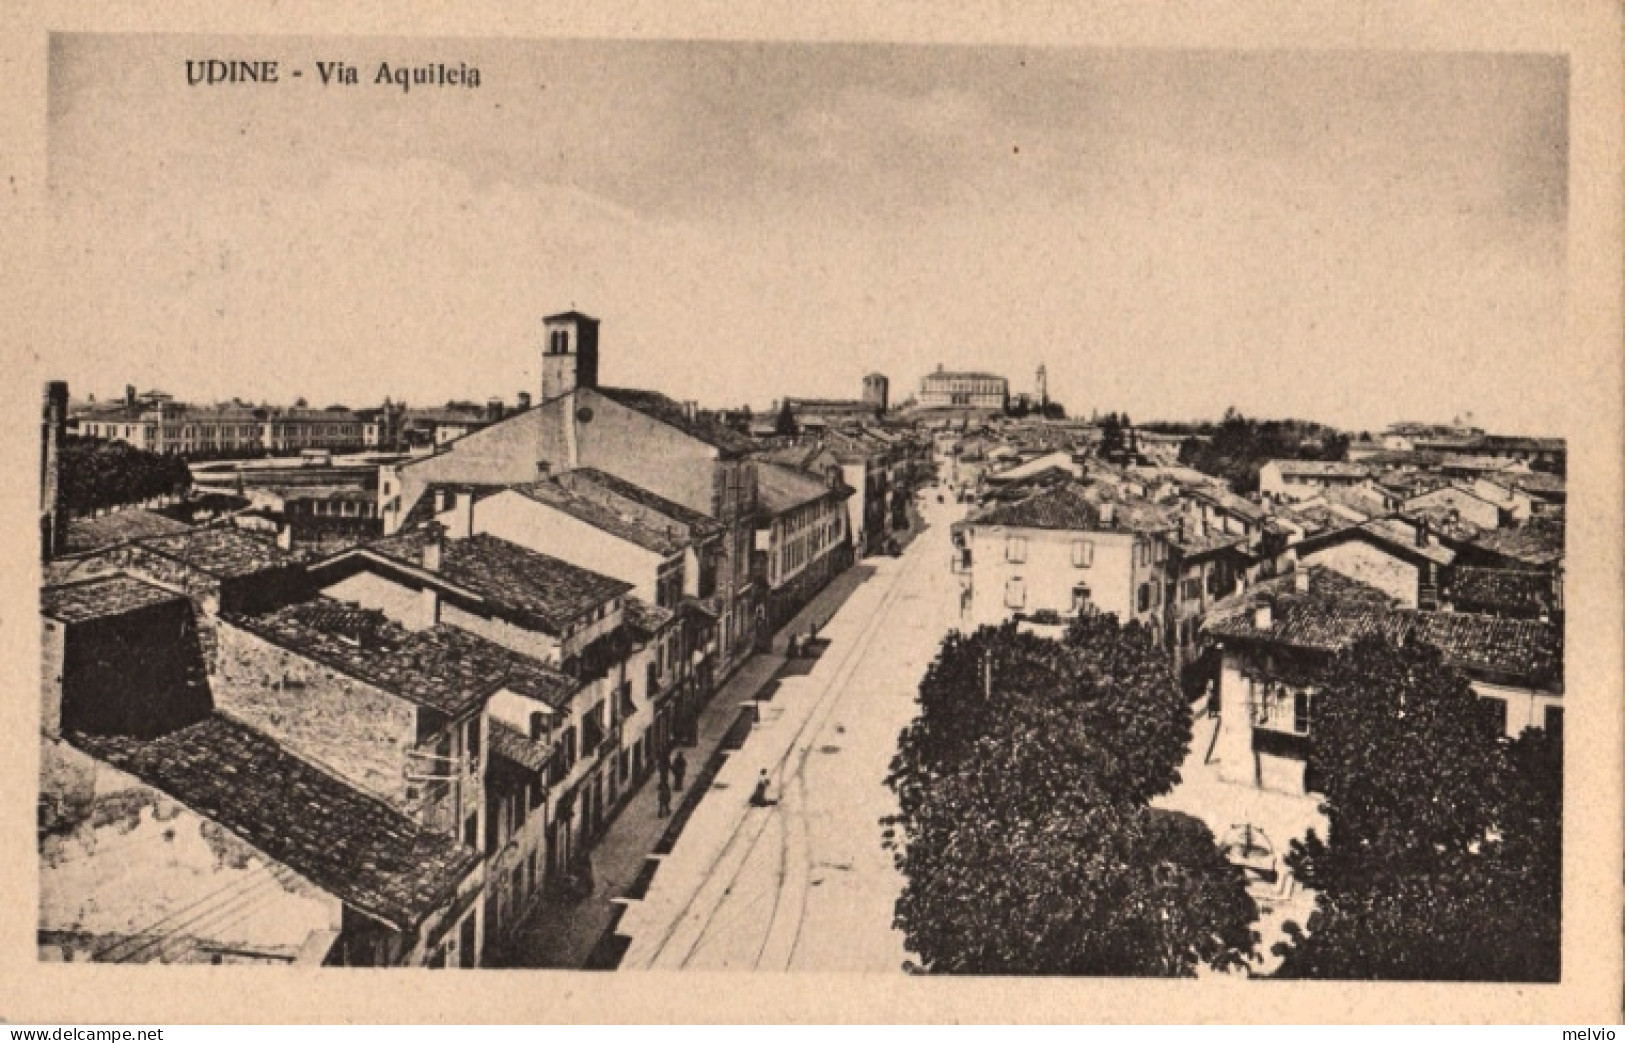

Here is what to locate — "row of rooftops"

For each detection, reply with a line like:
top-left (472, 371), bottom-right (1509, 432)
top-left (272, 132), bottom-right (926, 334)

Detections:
top-left (1202, 566), bottom-right (1562, 689)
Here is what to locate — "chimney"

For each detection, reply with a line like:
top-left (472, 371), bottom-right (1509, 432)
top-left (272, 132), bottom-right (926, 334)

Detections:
top-left (448, 491), bottom-right (475, 540)
top-left (420, 585), bottom-right (441, 629)
top-left (435, 487), bottom-right (452, 513)
top-left (683, 400), bottom-right (699, 422)
top-left (1415, 518), bottom-right (1430, 547)
top-left (825, 464), bottom-right (842, 490)
top-left (486, 397), bottom-right (504, 422)
top-left (1254, 602), bottom-right (1273, 629)
top-left (517, 391), bottom-right (532, 412)
top-left (1293, 568), bottom-right (1311, 594)
top-left (422, 521), bottom-right (445, 572)
top-left (40, 381), bottom-right (69, 563)
top-left (275, 522), bottom-right (294, 551)
top-left (125, 384), bottom-right (136, 409)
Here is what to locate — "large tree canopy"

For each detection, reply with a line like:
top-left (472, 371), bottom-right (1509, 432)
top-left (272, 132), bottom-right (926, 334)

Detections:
top-left (1273, 635), bottom-right (1561, 981)
top-left (1177, 408), bottom-right (1348, 494)
top-left (885, 616), bottom-right (1257, 975)
top-left (58, 436), bottom-right (192, 514)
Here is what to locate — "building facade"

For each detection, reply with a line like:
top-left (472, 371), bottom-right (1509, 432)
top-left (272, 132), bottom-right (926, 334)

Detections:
top-left (918, 365), bottom-right (1008, 411)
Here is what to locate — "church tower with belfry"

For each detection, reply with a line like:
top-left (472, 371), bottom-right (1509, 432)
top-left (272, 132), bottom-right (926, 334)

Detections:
top-left (540, 311), bottom-right (600, 402)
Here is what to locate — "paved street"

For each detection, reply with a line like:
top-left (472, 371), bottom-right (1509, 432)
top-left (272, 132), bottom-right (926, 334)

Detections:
top-left (617, 491), bottom-right (965, 971)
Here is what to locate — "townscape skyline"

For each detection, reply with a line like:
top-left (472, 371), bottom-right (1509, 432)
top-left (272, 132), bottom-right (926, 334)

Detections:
top-left (46, 36), bottom-right (1567, 435)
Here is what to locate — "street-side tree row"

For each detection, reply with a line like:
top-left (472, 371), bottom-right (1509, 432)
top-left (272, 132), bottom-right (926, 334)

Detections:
top-left (883, 615), bottom-right (1258, 975)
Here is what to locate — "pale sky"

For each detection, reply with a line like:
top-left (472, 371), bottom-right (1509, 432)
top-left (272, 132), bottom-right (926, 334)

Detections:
top-left (47, 36), bottom-right (1566, 433)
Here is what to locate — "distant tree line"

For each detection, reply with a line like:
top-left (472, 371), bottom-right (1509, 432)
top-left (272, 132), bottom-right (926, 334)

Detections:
top-left (883, 617), bottom-right (1257, 975)
top-left (58, 436), bottom-right (192, 515)
top-left (1178, 407), bottom-right (1349, 493)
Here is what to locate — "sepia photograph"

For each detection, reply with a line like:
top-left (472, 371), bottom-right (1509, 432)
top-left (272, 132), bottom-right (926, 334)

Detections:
top-left (8, 6), bottom-right (1623, 1024)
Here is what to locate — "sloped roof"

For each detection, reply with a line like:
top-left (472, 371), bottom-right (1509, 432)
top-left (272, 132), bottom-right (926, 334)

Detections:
top-left (567, 468), bottom-right (724, 537)
top-left (970, 482), bottom-right (1176, 535)
top-left (624, 597), bottom-right (677, 640)
top-left (137, 527), bottom-right (298, 580)
top-left (489, 719), bottom-right (552, 773)
top-left (1447, 567), bottom-right (1555, 614)
top-left (756, 461), bottom-right (843, 516)
top-left (69, 715), bottom-right (481, 933)
top-left (62, 509), bottom-right (192, 557)
top-left (596, 387), bottom-right (757, 456)
top-left (1204, 566), bottom-right (1561, 686)
top-left (228, 599), bottom-right (579, 714)
top-left (511, 481), bottom-right (689, 556)
top-left (1268, 460), bottom-right (1372, 478)
top-left (42, 573), bottom-right (187, 624)
top-left (363, 531), bottom-right (632, 636)
top-left (1462, 518), bottom-right (1565, 568)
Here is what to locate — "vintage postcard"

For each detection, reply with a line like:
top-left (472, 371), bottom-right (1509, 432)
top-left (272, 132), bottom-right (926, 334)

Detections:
top-left (2, 0), bottom-right (1621, 1025)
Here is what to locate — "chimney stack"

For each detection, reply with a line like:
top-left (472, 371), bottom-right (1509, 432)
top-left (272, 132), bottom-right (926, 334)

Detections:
top-left (1254, 602), bottom-right (1273, 629)
top-left (448, 491), bottom-right (475, 540)
top-left (1293, 568), bottom-right (1311, 594)
top-left (683, 400), bottom-right (699, 422)
top-left (1415, 518), bottom-right (1430, 547)
top-left (486, 397), bottom-right (504, 423)
top-left (517, 391), bottom-right (532, 412)
top-left (41, 381), bottom-right (69, 563)
top-left (422, 521), bottom-right (445, 572)
top-left (125, 384), bottom-right (136, 409)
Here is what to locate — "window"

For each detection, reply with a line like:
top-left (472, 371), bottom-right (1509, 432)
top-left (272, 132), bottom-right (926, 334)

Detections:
top-left (465, 718), bottom-right (481, 772)
top-left (550, 329), bottom-right (569, 354)
top-left (1138, 583), bottom-right (1151, 613)
top-left (1182, 577), bottom-right (1203, 602)
top-left (1293, 691), bottom-right (1313, 735)
top-left (1005, 536), bottom-right (1027, 563)
top-left (529, 711), bottom-right (549, 742)
top-left (1071, 584), bottom-right (1092, 614)
top-left (1004, 577), bottom-right (1026, 609)
top-left (1071, 540), bottom-right (1094, 568)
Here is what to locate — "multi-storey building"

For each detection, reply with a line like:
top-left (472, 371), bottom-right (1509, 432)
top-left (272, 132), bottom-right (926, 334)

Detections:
top-left (918, 364), bottom-right (1008, 411)
top-left (379, 310), bottom-right (761, 676)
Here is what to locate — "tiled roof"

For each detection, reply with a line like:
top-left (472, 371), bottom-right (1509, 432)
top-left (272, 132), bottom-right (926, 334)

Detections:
top-left (756, 461), bottom-right (843, 516)
top-left (1407, 612), bottom-right (1562, 688)
top-left (365, 532), bottom-right (632, 636)
top-left (137, 527), bottom-right (298, 580)
top-left (510, 481), bottom-right (688, 556)
top-left (923, 370), bottom-right (1005, 382)
top-left (596, 387), bottom-right (757, 456)
top-left (41, 573), bottom-right (187, 624)
top-left (1463, 519), bottom-right (1565, 568)
top-left (489, 720), bottom-right (551, 773)
top-left (624, 597), bottom-right (677, 640)
top-left (61, 509), bottom-right (192, 557)
top-left (1297, 515), bottom-right (1456, 566)
top-left (970, 482), bottom-right (1176, 535)
top-left (567, 468), bottom-right (724, 536)
top-left (1509, 472), bottom-right (1566, 498)
top-left (229, 599), bottom-right (577, 715)
top-left (69, 715), bottom-right (481, 932)
top-left (1269, 460), bottom-right (1371, 478)
top-left (1204, 567), bottom-right (1400, 652)
top-left (1447, 567), bottom-right (1555, 614)
top-left (1189, 485), bottom-right (1266, 522)
top-left (1203, 567), bottom-right (1560, 687)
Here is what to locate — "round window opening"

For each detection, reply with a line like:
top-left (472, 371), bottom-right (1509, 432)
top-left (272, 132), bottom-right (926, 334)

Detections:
top-left (576, 407), bottom-right (594, 423)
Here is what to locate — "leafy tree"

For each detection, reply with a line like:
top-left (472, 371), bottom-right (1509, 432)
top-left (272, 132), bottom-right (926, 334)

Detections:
top-left (1272, 635), bottom-right (1561, 980)
top-left (885, 618), bottom-right (1256, 975)
top-left (1178, 408), bottom-right (1348, 493)
top-left (58, 436), bottom-right (192, 514)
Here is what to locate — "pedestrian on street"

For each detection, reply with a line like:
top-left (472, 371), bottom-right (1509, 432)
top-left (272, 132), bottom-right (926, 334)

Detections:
top-left (657, 776), bottom-right (672, 817)
top-left (672, 750), bottom-right (688, 792)
top-left (749, 768), bottom-right (776, 807)
top-left (658, 746), bottom-right (671, 788)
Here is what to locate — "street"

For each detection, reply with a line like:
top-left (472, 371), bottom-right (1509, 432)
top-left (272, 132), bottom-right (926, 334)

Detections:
top-left (617, 490), bottom-right (966, 971)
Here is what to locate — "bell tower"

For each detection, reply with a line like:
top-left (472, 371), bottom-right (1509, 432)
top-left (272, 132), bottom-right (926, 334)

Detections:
top-left (540, 311), bottom-right (600, 402)
top-left (1036, 363), bottom-right (1048, 409)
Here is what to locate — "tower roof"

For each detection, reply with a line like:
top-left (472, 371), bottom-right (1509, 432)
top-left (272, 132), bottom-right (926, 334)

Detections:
top-left (543, 310), bottom-right (599, 324)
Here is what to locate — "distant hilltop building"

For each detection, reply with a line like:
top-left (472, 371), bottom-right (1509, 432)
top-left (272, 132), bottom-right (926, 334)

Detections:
top-left (862, 373), bottom-right (889, 413)
top-left (918, 364), bottom-right (1008, 411)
